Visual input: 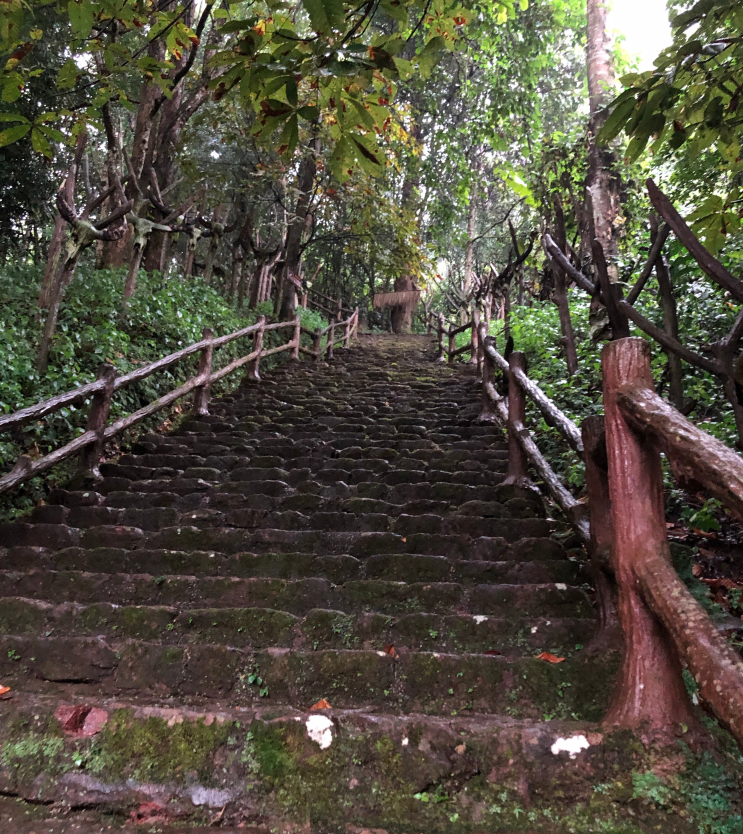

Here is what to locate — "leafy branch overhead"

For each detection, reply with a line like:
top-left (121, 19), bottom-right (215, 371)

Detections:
top-left (0, 0), bottom-right (517, 178)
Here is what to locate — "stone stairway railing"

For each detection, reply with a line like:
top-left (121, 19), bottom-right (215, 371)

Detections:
top-left (0, 306), bottom-right (359, 497)
top-left (428, 303), bottom-right (743, 746)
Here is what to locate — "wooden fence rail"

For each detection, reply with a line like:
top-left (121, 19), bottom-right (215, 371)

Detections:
top-left (432, 311), bottom-right (743, 747)
top-left (0, 307), bottom-right (359, 498)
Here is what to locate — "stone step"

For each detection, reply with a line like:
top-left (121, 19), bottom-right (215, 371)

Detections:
top-left (0, 695), bottom-right (663, 833)
top-left (0, 636), bottom-right (614, 716)
top-left (0, 598), bottom-right (593, 655)
top-left (0, 571), bottom-right (593, 617)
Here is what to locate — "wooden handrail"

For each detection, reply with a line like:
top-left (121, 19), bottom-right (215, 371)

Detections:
top-left (0, 305), bottom-right (359, 497)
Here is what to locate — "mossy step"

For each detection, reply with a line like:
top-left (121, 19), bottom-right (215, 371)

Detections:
top-left (0, 598), bottom-right (593, 655)
top-left (0, 571), bottom-right (592, 617)
top-left (0, 543), bottom-right (577, 583)
top-left (0, 636), bottom-right (615, 715)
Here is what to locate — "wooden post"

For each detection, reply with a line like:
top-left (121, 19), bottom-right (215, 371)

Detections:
top-left (336, 297), bottom-right (342, 322)
top-left (78, 363), bottom-right (116, 479)
top-left (352, 306), bottom-right (359, 340)
top-left (247, 315), bottom-right (266, 381)
top-left (301, 292), bottom-right (308, 309)
top-left (436, 314), bottom-right (446, 363)
top-left (312, 328), bottom-right (322, 360)
top-left (291, 314), bottom-right (301, 359)
top-left (503, 351), bottom-right (530, 486)
top-left (478, 331), bottom-right (498, 423)
top-left (193, 327), bottom-right (214, 415)
top-left (326, 321), bottom-right (335, 360)
top-left (581, 415), bottom-right (620, 650)
top-left (343, 316), bottom-right (351, 348)
top-left (601, 337), bottom-right (696, 736)
top-left (470, 310), bottom-right (480, 367)
top-left (447, 327), bottom-right (456, 364)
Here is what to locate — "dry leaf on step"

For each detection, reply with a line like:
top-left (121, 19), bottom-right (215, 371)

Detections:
top-left (535, 652), bottom-right (565, 663)
top-left (310, 698), bottom-right (332, 710)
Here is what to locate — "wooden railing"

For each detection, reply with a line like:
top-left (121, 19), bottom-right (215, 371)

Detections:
top-left (301, 289), bottom-right (354, 322)
top-left (0, 306), bottom-right (359, 497)
top-left (428, 310), bottom-right (486, 365)
top-left (437, 314), bottom-right (743, 747)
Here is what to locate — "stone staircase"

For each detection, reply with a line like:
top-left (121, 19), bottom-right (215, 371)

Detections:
top-left (0, 335), bottom-right (671, 833)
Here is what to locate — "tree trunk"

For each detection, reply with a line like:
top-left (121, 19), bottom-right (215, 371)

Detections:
top-left (390, 275), bottom-right (417, 335)
top-left (586, 0), bottom-right (620, 279)
top-left (553, 197), bottom-right (579, 375)
top-left (39, 214), bottom-right (66, 310)
top-left (463, 181), bottom-right (478, 298)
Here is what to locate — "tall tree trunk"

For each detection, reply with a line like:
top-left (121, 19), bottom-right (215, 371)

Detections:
top-left (463, 181), bottom-right (478, 298)
top-left (586, 0), bottom-right (620, 279)
top-left (279, 138), bottom-right (318, 320)
top-left (552, 198), bottom-right (579, 375)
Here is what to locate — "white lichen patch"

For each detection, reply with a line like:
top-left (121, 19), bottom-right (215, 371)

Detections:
top-left (473, 615), bottom-right (488, 624)
top-left (306, 714), bottom-right (334, 749)
top-left (555, 583), bottom-right (568, 591)
top-left (551, 735), bottom-right (590, 759)
top-left (402, 737), bottom-right (409, 746)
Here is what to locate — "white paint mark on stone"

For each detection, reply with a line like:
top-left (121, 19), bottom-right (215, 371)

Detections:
top-left (306, 715), bottom-right (334, 749)
top-left (402, 737), bottom-right (409, 746)
top-left (550, 735), bottom-right (590, 759)
top-left (190, 786), bottom-right (234, 807)
top-left (555, 583), bottom-right (567, 591)
top-left (473, 615), bottom-right (488, 624)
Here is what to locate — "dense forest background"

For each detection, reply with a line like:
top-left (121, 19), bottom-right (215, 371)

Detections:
top-left (0, 0), bottom-right (741, 523)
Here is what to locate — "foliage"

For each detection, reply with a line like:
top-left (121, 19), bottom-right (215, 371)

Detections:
top-left (600, 0), bottom-right (743, 251)
top-left (0, 262), bottom-right (298, 517)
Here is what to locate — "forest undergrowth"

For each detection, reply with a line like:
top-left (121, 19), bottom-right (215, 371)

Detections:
top-left (0, 262), bottom-right (329, 519)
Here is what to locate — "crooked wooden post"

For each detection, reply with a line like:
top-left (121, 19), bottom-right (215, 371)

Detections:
top-left (78, 363), bottom-right (116, 479)
top-left (301, 292), bottom-right (308, 310)
top-left (447, 326), bottom-right (456, 364)
top-left (343, 315), bottom-right (351, 349)
top-left (581, 415), bottom-right (620, 650)
top-left (503, 351), bottom-right (530, 486)
top-left (352, 306), bottom-right (359, 340)
top-left (601, 337), bottom-right (696, 736)
top-left (436, 314), bottom-right (446, 363)
top-left (470, 309), bottom-right (480, 367)
top-left (336, 297), bottom-right (343, 322)
top-left (291, 314), bottom-right (301, 360)
top-left (247, 315), bottom-right (266, 381)
top-left (193, 327), bottom-right (214, 415)
top-left (312, 328), bottom-right (322, 360)
top-left (326, 321), bottom-right (335, 360)
top-left (478, 331), bottom-right (498, 423)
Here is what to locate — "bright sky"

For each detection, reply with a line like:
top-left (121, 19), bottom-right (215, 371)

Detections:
top-left (607, 0), bottom-right (673, 71)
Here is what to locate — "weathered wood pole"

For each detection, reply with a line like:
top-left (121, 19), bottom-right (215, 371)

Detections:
top-left (336, 297), bottom-right (343, 322)
top-left (447, 327), bottom-right (456, 364)
top-left (478, 331), bottom-right (498, 423)
top-left (247, 316), bottom-right (265, 381)
top-left (301, 293), bottom-right (308, 309)
top-left (312, 328), bottom-right (322, 360)
top-left (436, 314), bottom-right (446, 363)
top-left (601, 337), bottom-right (696, 737)
top-left (469, 310), bottom-right (480, 366)
top-left (581, 415), bottom-right (620, 650)
top-left (291, 314), bottom-right (301, 359)
top-left (503, 352), bottom-right (530, 486)
top-left (78, 363), bottom-right (116, 478)
top-left (343, 316), bottom-right (351, 349)
top-left (193, 327), bottom-right (214, 415)
top-left (326, 321), bottom-right (335, 360)
top-left (352, 307), bottom-right (359, 340)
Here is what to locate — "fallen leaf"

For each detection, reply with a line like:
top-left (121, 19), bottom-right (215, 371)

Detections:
top-left (401, 537), bottom-right (407, 543)
top-left (692, 528), bottom-right (718, 539)
top-left (536, 652), bottom-right (565, 664)
top-left (666, 522), bottom-right (675, 529)
top-left (383, 644), bottom-right (398, 658)
top-left (54, 704), bottom-right (108, 736)
top-left (691, 564), bottom-right (703, 577)
top-left (0, 685), bottom-right (11, 699)
top-left (698, 547), bottom-right (717, 558)
top-left (483, 650), bottom-right (502, 656)
top-left (310, 698), bottom-right (332, 710)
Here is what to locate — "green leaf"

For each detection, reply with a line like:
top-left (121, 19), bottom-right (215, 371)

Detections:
top-left (68, 0), bottom-right (95, 39)
top-left (56, 58), bottom-right (79, 90)
top-left (351, 135), bottom-right (383, 176)
top-left (597, 96), bottom-right (637, 143)
top-left (380, 0), bottom-right (409, 24)
top-left (278, 113), bottom-right (298, 156)
top-left (31, 126), bottom-right (52, 158)
top-left (0, 113), bottom-right (28, 124)
top-left (0, 123), bottom-right (30, 147)
top-left (302, 0), bottom-right (345, 35)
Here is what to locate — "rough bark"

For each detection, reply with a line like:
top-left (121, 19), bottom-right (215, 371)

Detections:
top-left (390, 275), bottom-right (418, 334)
top-left (503, 352), bottom-right (531, 488)
top-left (601, 337), bottom-right (698, 740)
top-left (552, 198), bottom-right (578, 375)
